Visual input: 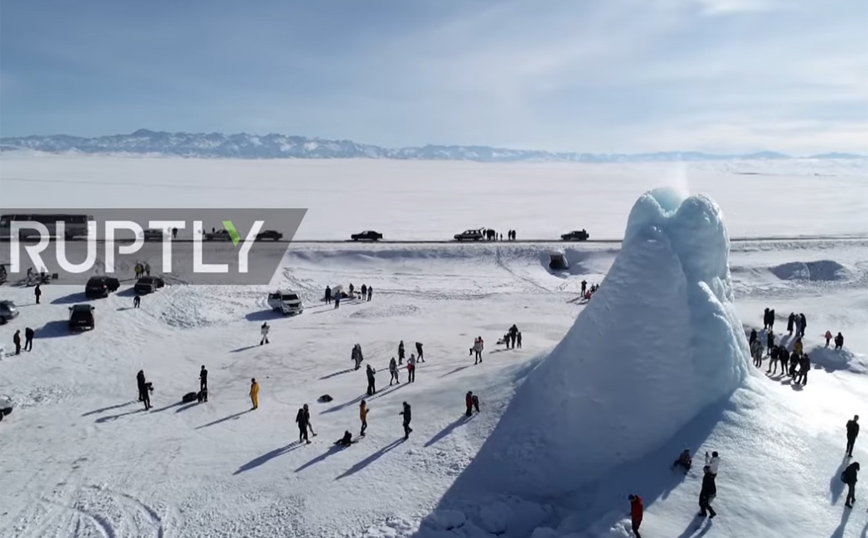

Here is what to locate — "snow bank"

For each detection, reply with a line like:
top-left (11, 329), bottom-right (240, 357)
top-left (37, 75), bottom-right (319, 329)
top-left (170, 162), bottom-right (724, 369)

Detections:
top-left (461, 187), bottom-right (750, 499)
top-left (769, 260), bottom-right (851, 282)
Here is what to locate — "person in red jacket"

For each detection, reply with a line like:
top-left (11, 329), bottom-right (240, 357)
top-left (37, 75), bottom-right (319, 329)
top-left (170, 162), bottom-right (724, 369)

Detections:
top-left (628, 494), bottom-right (643, 537)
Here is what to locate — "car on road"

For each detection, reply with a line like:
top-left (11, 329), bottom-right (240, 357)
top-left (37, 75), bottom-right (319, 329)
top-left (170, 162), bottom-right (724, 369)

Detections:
top-left (256, 230), bottom-right (283, 241)
top-left (204, 230), bottom-right (232, 241)
top-left (454, 229), bottom-right (485, 241)
top-left (134, 276), bottom-right (166, 295)
top-left (85, 276), bottom-right (121, 299)
top-left (350, 230), bottom-right (383, 242)
top-left (267, 289), bottom-right (304, 315)
top-left (143, 228), bottom-right (167, 241)
top-left (68, 304), bottom-right (95, 331)
top-left (0, 300), bottom-right (19, 324)
top-left (561, 229), bottom-right (590, 241)
top-left (0, 395), bottom-right (13, 421)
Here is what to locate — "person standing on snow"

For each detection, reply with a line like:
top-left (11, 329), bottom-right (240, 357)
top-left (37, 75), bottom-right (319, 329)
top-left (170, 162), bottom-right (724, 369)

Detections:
top-left (846, 416), bottom-right (860, 458)
top-left (794, 338), bottom-right (804, 356)
top-left (787, 312), bottom-right (795, 334)
top-left (835, 332), bottom-right (844, 350)
top-left (359, 400), bottom-right (369, 437)
top-left (766, 330), bottom-right (775, 356)
top-left (517, 332), bottom-right (522, 349)
top-left (260, 322), bottom-right (270, 345)
top-left (144, 262), bottom-right (151, 277)
top-left (24, 327), bottom-right (35, 351)
top-left (367, 285), bottom-right (373, 301)
top-left (698, 466), bottom-right (717, 518)
top-left (398, 341), bottom-right (405, 365)
top-left (34, 284), bottom-right (42, 304)
top-left (825, 330), bottom-right (833, 347)
top-left (767, 346), bottom-right (780, 375)
top-left (400, 401), bottom-right (412, 439)
top-left (407, 354), bottom-right (416, 383)
top-left (794, 354), bottom-right (810, 385)
top-left (334, 291), bottom-right (341, 309)
top-left (366, 364), bottom-right (377, 395)
top-left (581, 280), bottom-right (587, 295)
top-left (763, 308), bottom-right (771, 330)
top-left (136, 370), bottom-right (151, 410)
top-left (769, 309), bottom-right (776, 330)
top-left (389, 357), bottom-right (400, 385)
top-left (749, 328), bottom-right (757, 347)
top-left (349, 283), bottom-right (355, 297)
top-left (133, 294), bottom-right (141, 308)
top-left (250, 378), bottom-right (259, 410)
top-left (415, 342), bottom-right (424, 362)
top-left (473, 337), bottom-right (484, 364)
top-left (779, 346), bottom-right (790, 375)
top-left (12, 330), bottom-right (22, 355)
top-left (361, 284), bottom-right (367, 298)
top-left (303, 404), bottom-right (316, 438)
top-left (296, 407), bottom-right (311, 444)
top-left (799, 313), bottom-right (807, 338)
top-left (794, 315), bottom-right (803, 339)
top-left (788, 349), bottom-right (800, 378)
top-left (466, 391), bottom-right (475, 417)
top-left (325, 285), bottom-right (332, 304)
top-left (200, 365), bottom-right (208, 392)
top-left (842, 461), bottom-right (859, 508)
top-left (628, 494), bottom-right (643, 537)
top-left (705, 451), bottom-right (720, 477)
top-left (750, 340), bottom-right (763, 368)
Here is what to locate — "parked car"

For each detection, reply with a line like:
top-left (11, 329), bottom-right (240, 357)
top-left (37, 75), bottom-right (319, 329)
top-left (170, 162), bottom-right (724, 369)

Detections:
top-left (350, 230), bottom-right (383, 242)
top-left (0, 263), bottom-right (7, 285)
top-left (454, 229), bottom-right (485, 241)
top-left (0, 395), bottom-right (13, 421)
top-left (256, 230), bottom-right (283, 241)
top-left (85, 276), bottom-right (121, 299)
top-left (267, 289), bottom-right (304, 315)
top-left (143, 228), bottom-right (166, 241)
top-left (68, 304), bottom-right (95, 331)
top-left (134, 276), bottom-right (165, 295)
top-left (204, 230), bottom-right (232, 241)
top-left (0, 300), bottom-right (19, 324)
top-left (561, 229), bottom-right (590, 241)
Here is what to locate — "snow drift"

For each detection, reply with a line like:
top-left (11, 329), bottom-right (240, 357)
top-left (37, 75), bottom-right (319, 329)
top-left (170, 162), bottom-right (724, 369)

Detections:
top-left (464, 187), bottom-right (750, 499)
top-left (769, 260), bottom-right (851, 282)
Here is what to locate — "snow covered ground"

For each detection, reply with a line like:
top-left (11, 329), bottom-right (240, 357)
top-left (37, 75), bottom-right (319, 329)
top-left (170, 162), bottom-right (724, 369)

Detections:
top-left (1, 152), bottom-right (867, 240)
top-left (1, 157), bottom-right (868, 538)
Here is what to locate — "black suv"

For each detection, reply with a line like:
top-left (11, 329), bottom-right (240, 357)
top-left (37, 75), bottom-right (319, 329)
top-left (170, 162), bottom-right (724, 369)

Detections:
top-left (85, 276), bottom-right (121, 299)
top-left (134, 276), bottom-right (165, 295)
top-left (68, 304), bottom-right (95, 330)
top-left (561, 230), bottom-right (590, 241)
top-left (256, 230), bottom-right (283, 241)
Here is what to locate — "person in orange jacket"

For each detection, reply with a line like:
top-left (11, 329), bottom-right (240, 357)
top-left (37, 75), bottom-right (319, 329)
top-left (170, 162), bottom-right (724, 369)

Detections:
top-left (359, 400), bottom-right (369, 437)
top-left (628, 494), bottom-right (643, 537)
top-left (250, 378), bottom-right (259, 410)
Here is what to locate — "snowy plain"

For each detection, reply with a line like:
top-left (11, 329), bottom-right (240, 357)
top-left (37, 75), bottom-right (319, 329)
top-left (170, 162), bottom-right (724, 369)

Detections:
top-left (0, 154), bottom-right (867, 538)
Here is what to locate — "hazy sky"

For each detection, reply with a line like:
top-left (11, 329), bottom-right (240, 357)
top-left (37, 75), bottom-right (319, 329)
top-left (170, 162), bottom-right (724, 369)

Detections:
top-left (1, 0), bottom-right (865, 153)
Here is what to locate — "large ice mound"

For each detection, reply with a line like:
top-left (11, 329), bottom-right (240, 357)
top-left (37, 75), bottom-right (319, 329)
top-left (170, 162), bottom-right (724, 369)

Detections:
top-left (769, 260), bottom-right (851, 282)
top-left (470, 188), bottom-right (750, 498)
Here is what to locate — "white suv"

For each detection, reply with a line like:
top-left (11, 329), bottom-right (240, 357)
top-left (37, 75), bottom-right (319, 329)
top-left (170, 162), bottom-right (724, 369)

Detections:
top-left (267, 290), bottom-right (304, 315)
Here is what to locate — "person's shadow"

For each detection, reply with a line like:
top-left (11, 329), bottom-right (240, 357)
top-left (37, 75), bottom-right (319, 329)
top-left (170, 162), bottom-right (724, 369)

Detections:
top-left (829, 505), bottom-right (851, 538)
top-left (675, 518), bottom-right (713, 538)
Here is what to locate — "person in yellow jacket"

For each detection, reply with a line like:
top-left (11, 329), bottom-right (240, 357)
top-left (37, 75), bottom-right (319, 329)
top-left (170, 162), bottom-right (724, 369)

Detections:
top-left (359, 400), bottom-right (369, 437)
top-left (250, 378), bottom-right (259, 410)
top-left (794, 338), bottom-right (803, 355)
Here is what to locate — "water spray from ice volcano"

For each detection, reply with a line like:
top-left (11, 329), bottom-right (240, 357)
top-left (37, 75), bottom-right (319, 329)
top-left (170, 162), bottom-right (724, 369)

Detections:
top-left (459, 187), bottom-right (750, 501)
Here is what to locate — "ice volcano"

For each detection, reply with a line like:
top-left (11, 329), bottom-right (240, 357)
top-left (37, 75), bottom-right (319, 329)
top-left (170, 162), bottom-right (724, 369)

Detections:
top-left (465, 188), bottom-right (750, 500)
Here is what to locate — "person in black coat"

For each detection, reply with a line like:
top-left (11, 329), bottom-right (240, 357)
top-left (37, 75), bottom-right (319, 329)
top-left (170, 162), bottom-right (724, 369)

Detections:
top-left (749, 328), bottom-right (757, 346)
top-left (796, 354), bottom-right (811, 385)
top-left (799, 313), bottom-right (807, 337)
top-left (766, 331), bottom-right (775, 356)
top-left (698, 465), bottom-right (717, 518)
top-left (325, 285), bottom-right (332, 304)
top-left (366, 364), bottom-right (376, 395)
top-left (787, 313), bottom-right (795, 334)
top-left (842, 462), bottom-right (859, 508)
top-left (415, 342), bottom-right (424, 362)
top-left (763, 308), bottom-right (771, 330)
top-left (779, 346), bottom-right (789, 374)
top-left (400, 401), bottom-right (412, 439)
top-left (769, 309), bottom-right (775, 330)
top-left (24, 327), bottom-right (35, 351)
top-left (295, 408), bottom-right (310, 444)
top-left (199, 365), bottom-right (208, 392)
top-left (136, 370), bottom-right (151, 410)
top-left (847, 416), bottom-right (860, 458)
top-left (788, 350), bottom-right (799, 378)
top-left (835, 332), bottom-right (844, 350)
top-left (303, 403), bottom-right (315, 437)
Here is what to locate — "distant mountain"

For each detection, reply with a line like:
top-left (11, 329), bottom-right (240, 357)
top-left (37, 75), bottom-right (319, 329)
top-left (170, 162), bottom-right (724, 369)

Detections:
top-left (0, 129), bottom-right (863, 162)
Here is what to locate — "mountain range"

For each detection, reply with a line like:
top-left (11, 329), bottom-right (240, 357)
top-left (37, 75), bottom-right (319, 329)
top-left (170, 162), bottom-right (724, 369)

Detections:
top-left (0, 129), bottom-right (864, 162)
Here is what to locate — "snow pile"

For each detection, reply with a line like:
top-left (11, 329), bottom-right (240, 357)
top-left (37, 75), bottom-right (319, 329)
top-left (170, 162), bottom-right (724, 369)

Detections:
top-left (459, 187), bottom-right (750, 500)
top-left (769, 260), bottom-right (851, 282)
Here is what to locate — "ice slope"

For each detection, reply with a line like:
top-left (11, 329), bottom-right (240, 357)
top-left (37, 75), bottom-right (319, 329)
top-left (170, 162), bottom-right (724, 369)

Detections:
top-left (447, 188), bottom-right (749, 502)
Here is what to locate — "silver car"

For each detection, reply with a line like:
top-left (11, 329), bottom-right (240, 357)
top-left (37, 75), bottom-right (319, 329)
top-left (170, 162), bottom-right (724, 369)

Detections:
top-left (0, 300), bottom-right (19, 324)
